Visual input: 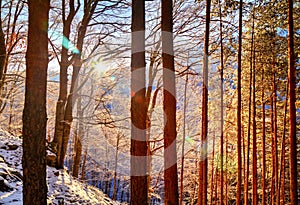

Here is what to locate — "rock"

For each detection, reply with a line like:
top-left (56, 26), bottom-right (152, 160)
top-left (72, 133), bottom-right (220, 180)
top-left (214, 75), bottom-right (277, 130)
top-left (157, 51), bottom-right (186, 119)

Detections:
top-left (46, 154), bottom-right (57, 167)
top-left (0, 176), bottom-right (13, 192)
top-left (6, 144), bottom-right (19, 150)
top-left (0, 155), bottom-right (5, 163)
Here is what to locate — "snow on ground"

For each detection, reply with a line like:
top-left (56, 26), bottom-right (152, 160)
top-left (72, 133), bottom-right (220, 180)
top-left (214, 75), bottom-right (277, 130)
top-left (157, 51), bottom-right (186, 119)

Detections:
top-left (0, 130), bottom-right (123, 205)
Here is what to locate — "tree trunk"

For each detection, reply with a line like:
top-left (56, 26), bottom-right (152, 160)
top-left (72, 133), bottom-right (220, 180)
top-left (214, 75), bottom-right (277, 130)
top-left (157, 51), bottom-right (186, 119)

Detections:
top-left (287, 1), bottom-right (298, 204)
top-left (0, 1), bottom-right (6, 82)
top-left (236, 0), bottom-right (243, 204)
top-left (130, 0), bottom-right (148, 204)
top-left (179, 73), bottom-right (188, 205)
top-left (261, 67), bottom-right (266, 205)
top-left (198, 1), bottom-right (211, 204)
top-left (251, 10), bottom-right (258, 205)
top-left (245, 34), bottom-right (252, 205)
top-left (52, 0), bottom-right (76, 168)
top-left (279, 81), bottom-right (288, 205)
top-left (218, 0), bottom-right (224, 203)
top-left (72, 94), bottom-right (83, 178)
top-left (112, 134), bottom-right (120, 200)
top-left (210, 136), bottom-right (215, 205)
top-left (252, 39), bottom-right (257, 205)
top-left (22, 0), bottom-right (49, 204)
top-left (162, 0), bottom-right (179, 204)
top-left (81, 148), bottom-right (87, 181)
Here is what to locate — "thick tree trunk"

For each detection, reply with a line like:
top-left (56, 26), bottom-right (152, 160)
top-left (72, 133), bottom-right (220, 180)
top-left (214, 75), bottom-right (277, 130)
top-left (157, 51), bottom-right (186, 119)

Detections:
top-left (22, 0), bottom-right (49, 204)
top-left (162, 0), bottom-right (179, 204)
top-left (130, 0), bottom-right (148, 204)
top-left (287, 1), bottom-right (298, 204)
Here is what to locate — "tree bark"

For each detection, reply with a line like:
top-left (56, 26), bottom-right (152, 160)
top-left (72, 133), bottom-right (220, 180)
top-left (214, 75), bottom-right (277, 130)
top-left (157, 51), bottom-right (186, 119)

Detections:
top-left (236, 0), bottom-right (243, 204)
top-left (130, 0), bottom-right (148, 204)
top-left (22, 0), bottom-right (49, 204)
top-left (261, 66), bottom-right (266, 205)
top-left (0, 1), bottom-right (6, 82)
top-left (72, 94), bottom-right (83, 178)
top-left (52, 0), bottom-right (76, 168)
top-left (162, 0), bottom-right (179, 204)
top-left (198, 1), bottom-right (211, 204)
top-left (279, 81), bottom-right (288, 205)
top-left (218, 0), bottom-right (224, 203)
top-left (287, 0), bottom-right (298, 204)
top-left (180, 73), bottom-right (188, 205)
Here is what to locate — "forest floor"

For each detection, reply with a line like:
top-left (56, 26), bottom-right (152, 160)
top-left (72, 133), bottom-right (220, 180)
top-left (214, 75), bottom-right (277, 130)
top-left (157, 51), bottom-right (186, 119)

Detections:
top-left (0, 130), bottom-right (122, 205)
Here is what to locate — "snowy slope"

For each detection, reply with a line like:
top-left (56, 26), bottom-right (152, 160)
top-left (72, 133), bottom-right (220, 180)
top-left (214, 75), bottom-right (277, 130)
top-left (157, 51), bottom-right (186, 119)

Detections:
top-left (0, 130), bottom-right (123, 205)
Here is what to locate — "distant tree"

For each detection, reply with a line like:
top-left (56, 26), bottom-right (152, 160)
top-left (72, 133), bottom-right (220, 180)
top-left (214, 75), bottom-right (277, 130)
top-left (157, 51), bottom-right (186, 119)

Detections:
top-left (22, 0), bottom-right (49, 204)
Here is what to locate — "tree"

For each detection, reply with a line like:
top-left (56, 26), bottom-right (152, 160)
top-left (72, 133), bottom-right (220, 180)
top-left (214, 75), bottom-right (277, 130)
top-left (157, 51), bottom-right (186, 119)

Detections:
top-left (198, 0), bottom-right (211, 204)
top-left (22, 0), bottom-right (49, 204)
top-left (130, 0), bottom-right (148, 204)
top-left (52, 0), bottom-right (100, 168)
top-left (162, 0), bottom-right (179, 204)
top-left (236, 0), bottom-right (243, 204)
top-left (287, 0), bottom-right (298, 204)
top-left (0, 0), bottom-right (6, 82)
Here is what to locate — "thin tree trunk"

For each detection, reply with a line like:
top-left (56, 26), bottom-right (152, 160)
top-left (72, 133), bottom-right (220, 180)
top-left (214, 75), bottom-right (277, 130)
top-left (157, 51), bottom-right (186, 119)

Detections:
top-left (72, 94), bottom-right (83, 178)
top-left (287, 0), bottom-right (298, 204)
top-left (162, 0), bottom-right (179, 204)
top-left (236, 0), bottom-right (243, 204)
top-left (0, 1), bottom-right (6, 82)
top-left (180, 73), bottom-right (188, 205)
top-left (225, 135), bottom-right (228, 205)
top-left (112, 134), bottom-right (120, 200)
top-left (130, 0), bottom-right (148, 204)
top-left (214, 168), bottom-right (219, 205)
top-left (252, 36), bottom-right (257, 205)
top-left (198, 1), bottom-right (211, 204)
top-left (81, 148), bottom-right (87, 181)
top-left (279, 81), bottom-right (288, 205)
top-left (22, 1), bottom-right (49, 204)
top-left (250, 8), bottom-right (258, 205)
top-left (218, 0), bottom-right (225, 203)
top-left (245, 36), bottom-right (252, 205)
top-left (261, 66), bottom-right (266, 205)
top-left (210, 136), bottom-right (215, 205)
top-left (271, 58), bottom-right (279, 205)
top-left (52, 0), bottom-right (76, 168)
top-left (270, 84), bottom-right (276, 204)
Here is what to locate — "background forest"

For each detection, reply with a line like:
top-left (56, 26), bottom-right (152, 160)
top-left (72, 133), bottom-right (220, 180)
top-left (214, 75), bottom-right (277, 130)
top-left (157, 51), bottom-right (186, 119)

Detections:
top-left (0, 0), bottom-right (299, 204)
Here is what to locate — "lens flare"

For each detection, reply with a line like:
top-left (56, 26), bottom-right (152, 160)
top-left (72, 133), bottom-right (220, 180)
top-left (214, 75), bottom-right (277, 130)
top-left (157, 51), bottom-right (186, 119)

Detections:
top-left (48, 29), bottom-right (80, 54)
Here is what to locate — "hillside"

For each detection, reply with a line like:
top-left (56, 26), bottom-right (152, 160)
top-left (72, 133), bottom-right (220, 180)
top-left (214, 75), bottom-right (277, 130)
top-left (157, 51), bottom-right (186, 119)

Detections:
top-left (0, 130), bottom-right (122, 205)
